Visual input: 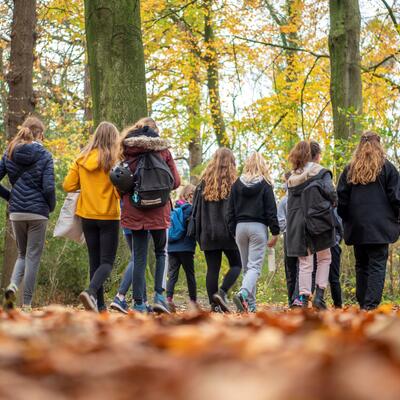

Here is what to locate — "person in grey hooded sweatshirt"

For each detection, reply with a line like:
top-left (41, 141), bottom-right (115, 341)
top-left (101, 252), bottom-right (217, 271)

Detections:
top-left (227, 152), bottom-right (280, 312)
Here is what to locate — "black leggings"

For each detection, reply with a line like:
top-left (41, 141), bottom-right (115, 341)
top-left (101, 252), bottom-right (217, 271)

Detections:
top-left (166, 252), bottom-right (196, 301)
top-left (204, 249), bottom-right (242, 304)
top-left (82, 218), bottom-right (120, 308)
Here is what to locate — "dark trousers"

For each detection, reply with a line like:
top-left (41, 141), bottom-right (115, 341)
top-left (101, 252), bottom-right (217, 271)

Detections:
top-left (166, 252), bottom-right (197, 301)
top-left (131, 229), bottom-right (167, 304)
top-left (81, 218), bottom-right (120, 309)
top-left (204, 249), bottom-right (242, 305)
top-left (354, 243), bottom-right (389, 310)
top-left (283, 235), bottom-right (298, 305)
top-left (329, 244), bottom-right (342, 307)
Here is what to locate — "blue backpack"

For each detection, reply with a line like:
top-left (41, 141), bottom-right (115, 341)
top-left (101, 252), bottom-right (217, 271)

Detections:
top-left (168, 207), bottom-right (186, 242)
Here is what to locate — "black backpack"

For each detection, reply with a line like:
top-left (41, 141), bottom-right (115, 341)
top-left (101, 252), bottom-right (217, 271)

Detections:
top-left (301, 173), bottom-right (335, 236)
top-left (130, 152), bottom-right (175, 209)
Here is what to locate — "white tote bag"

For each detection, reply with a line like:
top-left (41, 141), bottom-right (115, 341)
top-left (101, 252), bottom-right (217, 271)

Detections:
top-left (53, 192), bottom-right (85, 244)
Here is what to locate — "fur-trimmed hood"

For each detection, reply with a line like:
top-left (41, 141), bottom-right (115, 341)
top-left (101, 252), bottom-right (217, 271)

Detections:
top-left (123, 135), bottom-right (170, 152)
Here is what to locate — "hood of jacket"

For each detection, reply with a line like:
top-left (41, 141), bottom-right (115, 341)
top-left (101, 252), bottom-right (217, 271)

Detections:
top-left (123, 127), bottom-right (170, 154)
top-left (12, 142), bottom-right (45, 166)
top-left (288, 162), bottom-right (324, 188)
top-left (238, 176), bottom-right (265, 196)
top-left (76, 149), bottom-right (100, 172)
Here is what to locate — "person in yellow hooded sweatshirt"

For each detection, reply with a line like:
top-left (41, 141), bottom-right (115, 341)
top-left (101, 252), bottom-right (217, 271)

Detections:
top-left (63, 121), bottom-right (120, 312)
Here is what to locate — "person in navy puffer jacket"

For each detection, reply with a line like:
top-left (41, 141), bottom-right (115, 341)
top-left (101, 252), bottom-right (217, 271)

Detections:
top-left (0, 116), bottom-right (56, 311)
top-left (166, 184), bottom-right (199, 312)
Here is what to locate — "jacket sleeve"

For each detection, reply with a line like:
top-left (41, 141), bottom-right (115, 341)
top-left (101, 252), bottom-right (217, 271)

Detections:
top-left (0, 155), bottom-right (10, 202)
top-left (385, 161), bottom-right (400, 220)
top-left (264, 184), bottom-right (280, 236)
top-left (277, 195), bottom-right (288, 233)
top-left (322, 171), bottom-right (338, 206)
top-left (192, 184), bottom-right (202, 241)
top-left (165, 150), bottom-right (181, 190)
top-left (42, 155), bottom-right (56, 212)
top-left (63, 161), bottom-right (80, 192)
top-left (337, 167), bottom-right (350, 221)
top-left (226, 187), bottom-right (236, 236)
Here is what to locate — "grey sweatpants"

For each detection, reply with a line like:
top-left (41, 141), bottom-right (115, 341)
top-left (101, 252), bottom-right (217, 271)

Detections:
top-left (11, 220), bottom-right (48, 305)
top-left (235, 222), bottom-right (268, 306)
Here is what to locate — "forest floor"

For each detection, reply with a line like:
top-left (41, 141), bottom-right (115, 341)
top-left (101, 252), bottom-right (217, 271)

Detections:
top-left (0, 305), bottom-right (400, 400)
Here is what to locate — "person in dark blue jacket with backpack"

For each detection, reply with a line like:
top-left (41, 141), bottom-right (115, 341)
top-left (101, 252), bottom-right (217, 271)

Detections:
top-left (166, 184), bottom-right (199, 311)
top-left (0, 117), bottom-right (56, 311)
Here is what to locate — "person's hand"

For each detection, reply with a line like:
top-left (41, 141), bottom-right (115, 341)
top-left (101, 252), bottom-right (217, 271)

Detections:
top-left (267, 235), bottom-right (278, 248)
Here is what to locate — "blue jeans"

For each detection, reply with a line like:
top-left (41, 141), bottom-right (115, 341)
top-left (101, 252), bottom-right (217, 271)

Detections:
top-left (131, 229), bottom-right (167, 304)
top-left (118, 233), bottom-right (148, 302)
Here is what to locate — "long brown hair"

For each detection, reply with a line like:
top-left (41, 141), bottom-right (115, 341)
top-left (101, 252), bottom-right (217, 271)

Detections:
top-left (8, 116), bottom-right (45, 160)
top-left (347, 131), bottom-right (385, 185)
top-left (201, 148), bottom-right (237, 201)
top-left (81, 121), bottom-right (120, 173)
top-left (288, 141), bottom-right (312, 171)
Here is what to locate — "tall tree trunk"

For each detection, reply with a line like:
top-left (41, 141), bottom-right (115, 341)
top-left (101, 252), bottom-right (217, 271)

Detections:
top-left (83, 62), bottom-right (93, 127)
top-left (187, 67), bottom-right (202, 184)
top-left (84, 0), bottom-right (147, 130)
top-left (329, 0), bottom-right (362, 140)
top-left (204, 0), bottom-right (228, 147)
top-left (2, 0), bottom-right (37, 290)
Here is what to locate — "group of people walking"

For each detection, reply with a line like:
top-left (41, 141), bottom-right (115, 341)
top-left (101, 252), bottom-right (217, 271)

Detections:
top-left (0, 116), bottom-right (399, 313)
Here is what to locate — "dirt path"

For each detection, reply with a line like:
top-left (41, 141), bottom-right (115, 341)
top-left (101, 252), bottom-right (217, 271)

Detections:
top-left (0, 305), bottom-right (399, 399)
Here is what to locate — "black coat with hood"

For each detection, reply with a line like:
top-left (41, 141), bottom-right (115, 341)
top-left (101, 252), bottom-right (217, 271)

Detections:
top-left (226, 177), bottom-right (280, 236)
top-left (337, 160), bottom-right (400, 246)
top-left (286, 162), bottom-right (337, 257)
top-left (0, 142), bottom-right (56, 218)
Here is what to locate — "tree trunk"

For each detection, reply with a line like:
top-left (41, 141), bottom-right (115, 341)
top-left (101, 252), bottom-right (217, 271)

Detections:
top-left (329, 0), bottom-right (362, 140)
top-left (84, 0), bottom-right (147, 130)
top-left (187, 68), bottom-right (202, 184)
top-left (83, 62), bottom-right (93, 128)
top-left (2, 0), bottom-right (37, 290)
top-left (204, 0), bottom-right (228, 147)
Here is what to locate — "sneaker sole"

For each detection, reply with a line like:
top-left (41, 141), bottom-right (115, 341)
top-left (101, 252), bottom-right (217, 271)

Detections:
top-left (153, 304), bottom-right (170, 314)
top-left (233, 294), bottom-right (247, 313)
top-left (212, 294), bottom-right (231, 313)
top-left (79, 292), bottom-right (97, 312)
top-left (110, 302), bottom-right (128, 315)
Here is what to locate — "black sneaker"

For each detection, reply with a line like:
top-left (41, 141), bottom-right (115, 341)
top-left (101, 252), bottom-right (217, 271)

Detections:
top-left (4, 283), bottom-right (17, 311)
top-left (210, 303), bottom-right (223, 313)
top-left (312, 286), bottom-right (327, 310)
top-left (212, 289), bottom-right (231, 313)
top-left (79, 290), bottom-right (98, 312)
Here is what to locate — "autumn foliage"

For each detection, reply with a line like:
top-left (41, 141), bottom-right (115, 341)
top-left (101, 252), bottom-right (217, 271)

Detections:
top-left (1, 306), bottom-right (400, 399)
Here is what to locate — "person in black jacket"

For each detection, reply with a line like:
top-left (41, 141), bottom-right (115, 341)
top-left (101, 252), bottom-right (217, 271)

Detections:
top-left (0, 117), bottom-right (56, 311)
top-left (337, 131), bottom-right (400, 310)
top-left (227, 153), bottom-right (279, 312)
top-left (191, 148), bottom-right (241, 312)
top-left (286, 141), bottom-right (337, 309)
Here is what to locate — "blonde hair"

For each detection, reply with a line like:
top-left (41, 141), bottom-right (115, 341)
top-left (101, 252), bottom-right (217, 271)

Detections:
top-left (242, 152), bottom-right (272, 184)
top-left (8, 116), bottom-right (45, 160)
top-left (122, 117), bottom-right (160, 140)
top-left (180, 184), bottom-right (196, 201)
top-left (81, 121), bottom-right (120, 173)
top-left (201, 148), bottom-right (237, 201)
top-left (347, 131), bottom-right (385, 185)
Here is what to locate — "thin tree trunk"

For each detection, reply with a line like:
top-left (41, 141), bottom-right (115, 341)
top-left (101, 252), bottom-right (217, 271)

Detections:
top-left (83, 62), bottom-right (93, 128)
top-left (84, 0), bottom-right (147, 130)
top-left (2, 0), bottom-right (37, 290)
top-left (204, 0), bottom-right (228, 147)
top-left (329, 0), bottom-right (362, 140)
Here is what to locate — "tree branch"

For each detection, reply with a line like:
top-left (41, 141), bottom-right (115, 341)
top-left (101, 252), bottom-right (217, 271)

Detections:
top-left (256, 113), bottom-right (288, 152)
top-left (381, 0), bottom-right (400, 34)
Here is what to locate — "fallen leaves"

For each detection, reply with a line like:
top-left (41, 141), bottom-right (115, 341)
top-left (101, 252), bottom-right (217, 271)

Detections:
top-left (0, 306), bottom-right (400, 399)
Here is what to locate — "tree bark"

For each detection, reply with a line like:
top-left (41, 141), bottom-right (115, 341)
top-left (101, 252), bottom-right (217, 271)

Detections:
top-left (84, 0), bottom-right (147, 130)
top-left (204, 0), bottom-right (228, 147)
top-left (2, 0), bottom-right (37, 290)
top-left (329, 0), bottom-right (363, 140)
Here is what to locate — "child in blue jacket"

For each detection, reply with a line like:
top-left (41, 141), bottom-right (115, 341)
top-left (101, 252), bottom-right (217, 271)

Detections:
top-left (166, 184), bottom-right (198, 311)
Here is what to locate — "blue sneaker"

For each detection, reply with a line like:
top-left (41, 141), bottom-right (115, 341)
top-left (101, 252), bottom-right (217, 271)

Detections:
top-left (153, 293), bottom-right (170, 314)
top-left (133, 303), bottom-right (147, 313)
top-left (110, 296), bottom-right (129, 314)
top-left (233, 290), bottom-right (249, 313)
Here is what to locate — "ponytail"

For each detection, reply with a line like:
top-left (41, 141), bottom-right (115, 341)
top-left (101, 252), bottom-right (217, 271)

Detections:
top-left (7, 116), bottom-right (45, 160)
